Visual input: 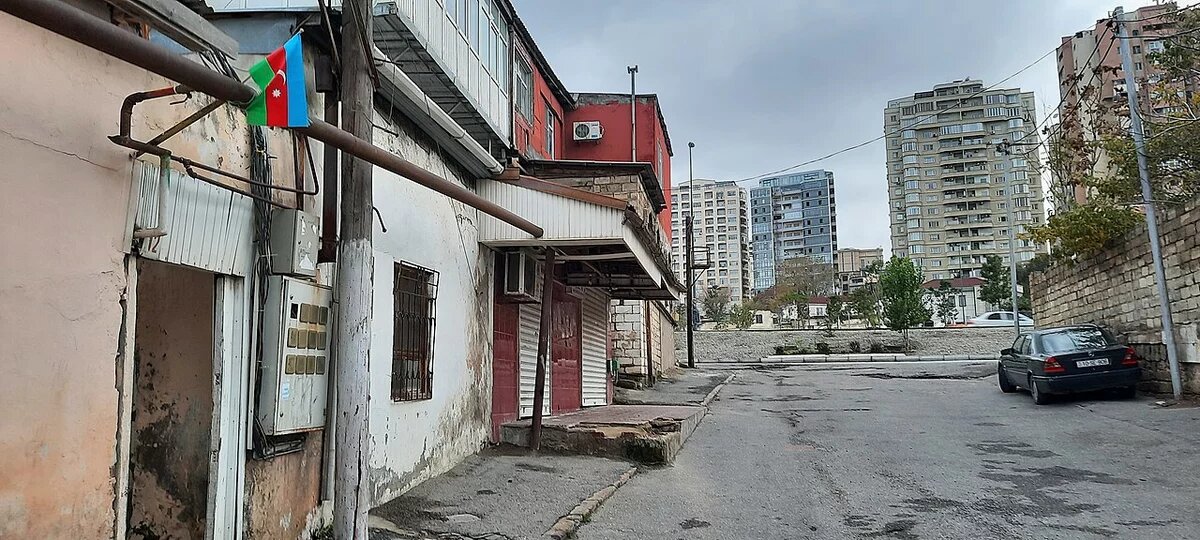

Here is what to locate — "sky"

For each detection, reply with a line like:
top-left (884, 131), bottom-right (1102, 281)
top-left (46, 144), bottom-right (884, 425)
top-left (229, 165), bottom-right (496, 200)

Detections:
top-left (512, 0), bottom-right (1185, 254)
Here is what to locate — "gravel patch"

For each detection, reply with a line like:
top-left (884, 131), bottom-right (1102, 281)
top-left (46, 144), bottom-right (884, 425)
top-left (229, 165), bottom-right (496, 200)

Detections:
top-left (677, 328), bottom-right (1016, 363)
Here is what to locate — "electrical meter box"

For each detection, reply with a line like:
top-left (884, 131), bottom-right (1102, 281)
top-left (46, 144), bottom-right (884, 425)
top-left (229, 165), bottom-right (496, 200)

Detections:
top-left (258, 275), bottom-right (332, 435)
top-left (269, 208), bottom-right (320, 277)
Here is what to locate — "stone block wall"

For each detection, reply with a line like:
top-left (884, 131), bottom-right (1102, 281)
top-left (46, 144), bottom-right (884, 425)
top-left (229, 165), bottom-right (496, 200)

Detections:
top-left (1030, 199), bottom-right (1200, 394)
top-left (611, 300), bottom-right (647, 377)
top-left (557, 173), bottom-right (656, 225)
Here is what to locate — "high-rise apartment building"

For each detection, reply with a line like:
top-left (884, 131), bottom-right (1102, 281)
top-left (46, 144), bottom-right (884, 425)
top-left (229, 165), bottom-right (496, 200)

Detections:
top-left (884, 79), bottom-right (1044, 281)
top-left (670, 179), bottom-right (752, 304)
top-left (1055, 3), bottom-right (1179, 208)
top-left (749, 170), bottom-right (838, 291)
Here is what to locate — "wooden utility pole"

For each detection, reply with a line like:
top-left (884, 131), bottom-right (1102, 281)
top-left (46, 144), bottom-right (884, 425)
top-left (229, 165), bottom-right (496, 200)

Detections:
top-left (334, 0), bottom-right (374, 536)
top-left (529, 249), bottom-right (556, 450)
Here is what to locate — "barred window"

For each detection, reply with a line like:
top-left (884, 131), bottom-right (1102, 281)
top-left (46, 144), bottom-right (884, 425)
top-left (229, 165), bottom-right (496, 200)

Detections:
top-left (392, 262), bottom-right (439, 401)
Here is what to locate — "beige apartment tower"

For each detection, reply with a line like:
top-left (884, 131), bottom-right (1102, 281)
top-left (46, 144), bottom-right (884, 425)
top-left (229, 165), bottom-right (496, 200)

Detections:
top-left (671, 179), bottom-right (753, 305)
top-left (884, 79), bottom-right (1045, 281)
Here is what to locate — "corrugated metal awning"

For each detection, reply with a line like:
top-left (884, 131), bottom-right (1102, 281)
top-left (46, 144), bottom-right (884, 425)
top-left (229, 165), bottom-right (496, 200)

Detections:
top-left (478, 178), bottom-right (680, 301)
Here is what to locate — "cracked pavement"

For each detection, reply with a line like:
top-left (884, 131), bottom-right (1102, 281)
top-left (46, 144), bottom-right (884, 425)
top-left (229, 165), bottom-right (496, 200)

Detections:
top-left (574, 361), bottom-right (1200, 539)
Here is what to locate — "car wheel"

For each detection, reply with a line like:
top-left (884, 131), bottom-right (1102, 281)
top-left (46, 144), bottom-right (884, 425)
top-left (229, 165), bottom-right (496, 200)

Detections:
top-left (998, 365), bottom-right (1017, 393)
top-left (1116, 386), bottom-right (1137, 400)
top-left (1029, 377), bottom-right (1052, 405)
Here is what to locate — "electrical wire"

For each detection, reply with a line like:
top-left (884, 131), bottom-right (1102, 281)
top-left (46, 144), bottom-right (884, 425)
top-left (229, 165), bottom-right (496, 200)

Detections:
top-left (730, 48), bottom-right (1057, 185)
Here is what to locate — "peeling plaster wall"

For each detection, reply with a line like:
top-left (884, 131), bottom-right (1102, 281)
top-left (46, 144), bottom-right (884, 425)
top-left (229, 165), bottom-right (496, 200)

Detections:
top-left (0, 10), bottom-right (320, 538)
top-left (243, 434), bottom-right (324, 539)
top-left (366, 109), bottom-right (493, 505)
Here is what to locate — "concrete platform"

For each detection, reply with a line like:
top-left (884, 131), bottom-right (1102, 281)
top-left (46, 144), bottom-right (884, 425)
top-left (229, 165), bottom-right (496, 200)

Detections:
top-left (501, 405), bottom-right (706, 464)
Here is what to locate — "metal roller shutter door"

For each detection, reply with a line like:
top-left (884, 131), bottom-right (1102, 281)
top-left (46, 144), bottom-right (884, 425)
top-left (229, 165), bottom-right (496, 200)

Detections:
top-left (580, 289), bottom-right (610, 407)
top-left (518, 302), bottom-right (550, 418)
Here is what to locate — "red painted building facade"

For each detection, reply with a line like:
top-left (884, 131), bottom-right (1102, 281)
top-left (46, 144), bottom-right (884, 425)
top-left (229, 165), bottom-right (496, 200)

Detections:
top-left (563, 94), bottom-right (674, 238)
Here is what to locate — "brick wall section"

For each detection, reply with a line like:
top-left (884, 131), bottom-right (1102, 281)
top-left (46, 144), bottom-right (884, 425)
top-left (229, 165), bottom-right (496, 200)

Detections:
top-left (555, 173), bottom-right (656, 225)
top-left (1030, 198), bottom-right (1200, 394)
top-left (611, 300), bottom-right (647, 376)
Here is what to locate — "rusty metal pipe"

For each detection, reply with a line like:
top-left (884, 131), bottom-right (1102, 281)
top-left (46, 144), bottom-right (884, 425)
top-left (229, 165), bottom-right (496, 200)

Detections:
top-left (298, 120), bottom-right (543, 237)
top-left (117, 86), bottom-right (190, 140)
top-left (137, 98), bottom-right (226, 157)
top-left (1, 0), bottom-right (543, 238)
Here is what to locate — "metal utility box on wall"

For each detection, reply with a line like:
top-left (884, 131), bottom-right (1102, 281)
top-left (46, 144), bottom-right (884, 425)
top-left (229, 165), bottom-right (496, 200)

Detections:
top-left (269, 208), bottom-right (320, 277)
top-left (258, 275), bottom-right (332, 435)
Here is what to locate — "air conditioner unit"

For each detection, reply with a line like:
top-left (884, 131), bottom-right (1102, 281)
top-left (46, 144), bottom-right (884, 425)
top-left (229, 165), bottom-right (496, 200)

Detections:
top-left (502, 250), bottom-right (540, 303)
top-left (573, 121), bottom-right (603, 141)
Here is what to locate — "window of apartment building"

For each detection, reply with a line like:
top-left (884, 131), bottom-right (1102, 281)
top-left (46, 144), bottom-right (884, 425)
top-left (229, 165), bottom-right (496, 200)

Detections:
top-left (908, 232), bottom-right (923, 241)
top-left (1135, 61), bottom-right (1144, 71)
top-left (907, 219), bottom-right (921, 228)
top-left (1148, 40), bottom-right (1165, 53)
top-left (922, 156), bottom-right (936, 164)
top-left (924, 169), bottom-right (937, 176)
top-left (514, 55), bottom-right (533, 120)
top-left (1011, 158), bottom-right (1027, 168)
top-left (901, 141), bottom-right (917, 151)
top-left (902, 129), bottom-right (916, 139)
top-left (922, 143), bottom-right (935, 151)
top-left (392, 262), bottom-right (439, 401)
top-left (1008, 118), bottom-right (1024, 129)
top-left (926, 182), bottom-right (938, 189)
top-left (544, 101), bottom-right (557, 157)
top-left (904, 168), bottom-right (920, 177)
top-left (903, 155), bottom-right (918, 164)
top-left (905, 193), bottom-right (920, 203)
top-left (905, 179), bottom-right (920, 190)
top-left (906, 207), bottom-right (921, 216)
top-left (992, 162), bottom-right (1005, 170)
top-left (926, 208), bottom-right (939, 215)
top-left (1012, 170), bottom-right (1028, 180)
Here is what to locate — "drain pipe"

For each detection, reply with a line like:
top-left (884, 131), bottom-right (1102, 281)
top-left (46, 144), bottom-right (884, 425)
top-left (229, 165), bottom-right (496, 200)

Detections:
top-left (0, 0), bottom-right (543, 238)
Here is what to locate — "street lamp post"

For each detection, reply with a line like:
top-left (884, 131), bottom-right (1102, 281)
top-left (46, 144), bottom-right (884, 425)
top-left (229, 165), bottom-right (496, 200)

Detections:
top-left (686, 142), bottom-right (696, 368)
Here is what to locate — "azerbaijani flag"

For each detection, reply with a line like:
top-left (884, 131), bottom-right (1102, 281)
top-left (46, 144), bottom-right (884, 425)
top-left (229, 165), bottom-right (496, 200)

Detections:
top-left (246, 34), bottom-right (309, 127)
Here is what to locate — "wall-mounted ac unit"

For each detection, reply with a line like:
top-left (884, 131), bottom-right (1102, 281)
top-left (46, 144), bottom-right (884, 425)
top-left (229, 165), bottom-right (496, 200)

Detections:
top-left (573, 121), bottom-right (603, 141)
top-left (502, 250), bottom-right (540, 303)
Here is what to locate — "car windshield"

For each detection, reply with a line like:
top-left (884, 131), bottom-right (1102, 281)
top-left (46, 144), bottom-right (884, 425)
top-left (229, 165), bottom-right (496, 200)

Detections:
top-left (1038, 328), bottom-right (1115, 354)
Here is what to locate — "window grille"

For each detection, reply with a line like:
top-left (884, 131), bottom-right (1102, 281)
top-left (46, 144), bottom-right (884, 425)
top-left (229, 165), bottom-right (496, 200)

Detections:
top-left (392, 262), bottom-right (439, 401)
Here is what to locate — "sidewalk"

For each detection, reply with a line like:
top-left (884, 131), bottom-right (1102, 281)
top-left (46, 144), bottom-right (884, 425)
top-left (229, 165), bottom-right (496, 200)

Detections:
top-left (615, 368), bottom-right (730, 406)
top-left (369, 447), bottom-right (634, 540)
top-left (370, 368), bottom-right (732, 540)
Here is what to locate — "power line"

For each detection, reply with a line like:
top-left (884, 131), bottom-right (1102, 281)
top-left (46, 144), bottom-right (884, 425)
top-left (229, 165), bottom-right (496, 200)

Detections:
top-left (730, 48), bottom-right (1056, 186)
top-left (1016, 21), bottom-right (1118, 159)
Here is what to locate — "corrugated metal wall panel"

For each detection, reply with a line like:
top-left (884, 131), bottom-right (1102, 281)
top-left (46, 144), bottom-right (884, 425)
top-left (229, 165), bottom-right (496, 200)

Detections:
top-left (130, 160), bottom-right (255, 277)
top-left (580, 289), bottom-right (609, 407)
top-left (517, 301), bottom-right (549, 418)
top-left (476, 181), bottom-right (626, 243)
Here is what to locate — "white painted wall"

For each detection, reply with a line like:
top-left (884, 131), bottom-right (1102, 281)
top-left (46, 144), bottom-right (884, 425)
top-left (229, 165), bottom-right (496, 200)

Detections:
top-left (366, 110), bottom-right (493, 505)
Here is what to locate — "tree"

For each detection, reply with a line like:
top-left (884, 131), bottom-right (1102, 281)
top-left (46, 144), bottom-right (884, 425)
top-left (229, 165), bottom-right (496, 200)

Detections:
top-left (779, 290), bottom-right (809, 329)
top-left (727, 303), bottom-right (755, 330)
top-left (929, 280), bottom-right (959, 326)
top-left (978, 255), bottom-right (1013, 309)
top-left (879, 257), bottom-right (929, 352)
top-left (1029, 8), bottom-right (1200, 259)
top-left (847, 260), bottom-right (884, 327)
top-left (700, 285), bottom-right (730, 326)
top-left (824, 295), bottom-right (845, 333)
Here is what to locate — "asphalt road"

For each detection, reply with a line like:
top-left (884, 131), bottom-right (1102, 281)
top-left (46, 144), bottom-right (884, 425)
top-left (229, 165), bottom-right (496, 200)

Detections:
top-left (574, 361), bottom-right (1200, 540)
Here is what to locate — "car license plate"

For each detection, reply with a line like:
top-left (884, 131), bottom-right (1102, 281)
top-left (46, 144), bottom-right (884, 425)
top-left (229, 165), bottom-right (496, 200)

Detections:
top-left (1077, 358), bottom-right (1110, 368)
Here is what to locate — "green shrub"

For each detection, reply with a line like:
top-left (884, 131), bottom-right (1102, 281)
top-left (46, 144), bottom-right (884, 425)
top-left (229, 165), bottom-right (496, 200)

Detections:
top-left (847, 341), bottom-right (861, 353)
top-left (815, 342), bottom-right (832, 354)
top-left (868, 341), bottom-right (885, 353)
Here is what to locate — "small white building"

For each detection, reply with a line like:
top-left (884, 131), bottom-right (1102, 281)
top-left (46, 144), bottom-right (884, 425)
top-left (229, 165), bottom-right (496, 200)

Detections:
top-left (922, 277), bottom-right (991, 325)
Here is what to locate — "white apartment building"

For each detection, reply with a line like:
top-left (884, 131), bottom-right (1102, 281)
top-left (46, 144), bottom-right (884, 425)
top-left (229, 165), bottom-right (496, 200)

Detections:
top-left (884, 79), bottom-right (1046, 281)
top-left (670, 179), bottom-right (753, 304)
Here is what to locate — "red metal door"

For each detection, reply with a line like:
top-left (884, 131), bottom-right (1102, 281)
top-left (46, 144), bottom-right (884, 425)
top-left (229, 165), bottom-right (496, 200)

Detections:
top-left (551, 284), bottom-right (582, 414)
top-left (491, 301), bottom-right (520, 441)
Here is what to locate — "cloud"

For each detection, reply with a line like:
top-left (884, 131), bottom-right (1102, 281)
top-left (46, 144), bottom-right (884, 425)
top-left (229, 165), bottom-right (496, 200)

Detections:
top-left (513, 0), bottom-right (1179, 254)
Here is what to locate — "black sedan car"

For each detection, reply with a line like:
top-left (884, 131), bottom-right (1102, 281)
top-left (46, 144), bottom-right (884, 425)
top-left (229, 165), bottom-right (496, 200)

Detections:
top-left (998, 325), bottom-right (1140, 404)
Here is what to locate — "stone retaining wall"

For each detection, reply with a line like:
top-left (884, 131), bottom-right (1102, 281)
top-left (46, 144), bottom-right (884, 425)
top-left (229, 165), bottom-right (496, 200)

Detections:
top-left (678, 328), bottom-right (1015, 364)
top-left (1030, 198), bottom-right (1200, 395)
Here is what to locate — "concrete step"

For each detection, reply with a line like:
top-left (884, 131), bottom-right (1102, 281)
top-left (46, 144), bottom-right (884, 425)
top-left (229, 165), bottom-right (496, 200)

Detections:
top-left (500, 405), bottom-right (706, 464)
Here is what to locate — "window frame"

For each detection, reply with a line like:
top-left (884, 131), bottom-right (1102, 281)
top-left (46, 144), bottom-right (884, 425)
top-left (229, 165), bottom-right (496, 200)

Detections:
top-left (391, 261), bottom-right (440, 402)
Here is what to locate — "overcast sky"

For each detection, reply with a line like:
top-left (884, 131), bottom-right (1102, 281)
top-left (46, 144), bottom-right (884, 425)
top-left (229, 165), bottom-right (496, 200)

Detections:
top-left (513, 0), bottom-right (1184, 254)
